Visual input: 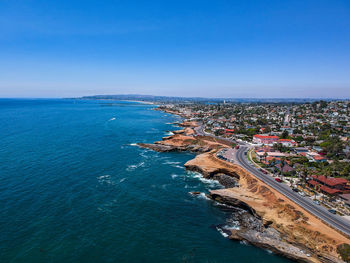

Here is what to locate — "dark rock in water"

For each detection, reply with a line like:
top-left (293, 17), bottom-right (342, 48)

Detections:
top-left (137, 142), bottom-right (212, 153)
top-left (189, 191), bottom-right (201, 195)
top-left (213, 173), bottom-right (238, 188)
top-left (209, 193), bottom-right (317, 263)
top-left (210, 192), bottom-right (260, 218)
top-left (137, 143), bottom-right (180, 152)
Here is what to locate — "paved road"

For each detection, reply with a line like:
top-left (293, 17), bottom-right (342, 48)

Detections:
top-left (236, 146), bottom-right (350, 237)
top-left (194, 124), bottom-right (350, 236)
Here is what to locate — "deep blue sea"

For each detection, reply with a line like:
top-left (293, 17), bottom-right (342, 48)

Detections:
top-left (0, 99), bottom-right (290, 263)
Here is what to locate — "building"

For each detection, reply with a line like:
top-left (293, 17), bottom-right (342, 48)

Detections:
top-left (275, 163), bottom-right (294, 173)
top-left (277, 139), bottom-right (297, 147)
top-left (294, 147), bottom-right (309, 154)
top-left (253, 134), bottom-right (279, 145)
top-left (307, 175), bottom-right (350, 196)
top-left (255, 151), bottom-right (287, 161)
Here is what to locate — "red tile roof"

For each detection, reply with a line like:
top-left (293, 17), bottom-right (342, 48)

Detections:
top-left (312, 175), bottom-right (348, 187)
top-left (320, 185), bottom-right (342, 195)
top-left (308, 180), bottom-right (319, 186)
top-left (313, 155), bottom-right (327, 161)
top-left (253, 135), bottom-right (279, 139)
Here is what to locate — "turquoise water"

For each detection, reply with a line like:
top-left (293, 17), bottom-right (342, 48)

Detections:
top-left (0, 99), bottom-right (290, 263)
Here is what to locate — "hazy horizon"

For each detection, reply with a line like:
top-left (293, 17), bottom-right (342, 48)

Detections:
top-left (0, 0), bottom-right (349, 98)
top-left (1, 94), bottom-right (349, 100)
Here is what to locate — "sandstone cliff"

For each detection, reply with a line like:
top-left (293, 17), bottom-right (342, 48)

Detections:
top-left (185, 152), bottom-right (350, 263)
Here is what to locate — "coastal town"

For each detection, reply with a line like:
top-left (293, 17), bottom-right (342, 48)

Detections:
top-left (135, 99), bottom-right (350, 262)
top-left (158, 100), bottom-right (350, 218)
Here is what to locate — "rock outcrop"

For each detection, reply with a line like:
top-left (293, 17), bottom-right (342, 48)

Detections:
top-left (139, 115), bottom-right (350, 263)
top-left (138, 123), bottom-right (232, 153)
top-left (185, 152), bottom-right (350, 263)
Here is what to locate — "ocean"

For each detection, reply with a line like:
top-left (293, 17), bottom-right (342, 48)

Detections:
top-left (0, 99), bottom-right (290, 263)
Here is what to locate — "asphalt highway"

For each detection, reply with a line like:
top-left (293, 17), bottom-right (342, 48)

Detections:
top-left (194, 124), bottom-right (350, 236)
top-left (236, 146), bottom-right (350, 237)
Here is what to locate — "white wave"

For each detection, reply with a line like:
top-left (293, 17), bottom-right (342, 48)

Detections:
top-left (164, 161), bottom-right (181, 165)
top-left (140, 151), bottom-right (152, 159)
top-left (164, 131), bottom-right (174, 136)
top-left (109, 117), bottom-right (116, 121)
top-left (151, 184), bottom-right (168, 190)
top-left (97, 199), bottom-right (118, 213)
top-left (98, 175), bottom-right (111, 180)
top-left (216, 227), bottom-right (229, 238)
top-left (97, 174), bottom-right (115, 186)
top-left (126, 162), bottom-right (145, 171)
top-left (197, 192), bottom-right (210, 200)
top-left (184, 184), bottom-right (197, 189)
top-left (129, 143), bottom-right (138, 146)
top-left (189, 192), bottom-right (210, 200)
top-left (171, 174), bottom-right (180, 179)
top-left (214, 202), bottom-right (237, 210)
top-left (163, 161), bottom-right (184, 169)
top-left (240, 240), bottom-right (249, 246)
top-left (186, 171), bottom-right (223, 188)
top-left (222, 222), bottom-right (240, 231)
top-left (119, 178), bottom-right (126, 183)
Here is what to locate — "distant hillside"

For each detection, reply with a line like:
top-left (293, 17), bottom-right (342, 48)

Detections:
top-left (77, 94), bottom-right (334, 104)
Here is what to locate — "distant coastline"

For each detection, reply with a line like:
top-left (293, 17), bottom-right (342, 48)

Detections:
top-left (120, 100), bottom-right (155, 105)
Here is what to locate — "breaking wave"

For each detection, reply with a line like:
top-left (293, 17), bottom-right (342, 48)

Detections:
top-left (126, 162), bottom-right (145, 171)
top-left (186, 171), bottom-right (223, 189)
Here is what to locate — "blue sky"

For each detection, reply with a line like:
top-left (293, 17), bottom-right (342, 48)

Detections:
top-left (0, 0), bottom-right (349, 98)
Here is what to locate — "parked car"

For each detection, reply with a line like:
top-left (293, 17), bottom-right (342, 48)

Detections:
top-left (292, 188), bottom-right (299, 192)
top-left (298, 192), bottom-right (305, 197)
top-left (328, 209), bottom-right (337, 214)
top-left (235, 145), bottom-right (240, 149)
top-left (275, 178), bottom-right (282, 183)
top-left (313, 200), bottom-right (320, 205)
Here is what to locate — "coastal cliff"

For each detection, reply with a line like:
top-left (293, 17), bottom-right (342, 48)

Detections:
top-left (139, 119), bottom-right (350, 263)
top-left (138, 126), bottom-right (233, 153)
top-left (185, 152), bottom-right (350, 263)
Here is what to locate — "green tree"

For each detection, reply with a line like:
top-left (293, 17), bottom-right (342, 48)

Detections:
top-left (281, 130), bottom-right (289, 139)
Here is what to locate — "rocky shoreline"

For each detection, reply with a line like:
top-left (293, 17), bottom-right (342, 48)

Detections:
top-left (138, 111), bottom-right (350, 263)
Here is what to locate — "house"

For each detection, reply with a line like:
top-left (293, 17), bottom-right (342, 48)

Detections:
top-left (224, 129), bottom-right (235, 135)
top-left (255, 151), bottom-right (287, 161)
top-left (312, 155), bottom-right (327, 163)
top-left (253, 134), bottom-right (279, 145)
top-left (294, 147), bottom-right (309, 154)
top-left (277, 139), bottom-right (297, 147)
top-left (307, 175), bottom-right (350, 195)
top-left (275, 163), bottom-right (294, 174)
top-left (262, 156), bottom-right (282, 165)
